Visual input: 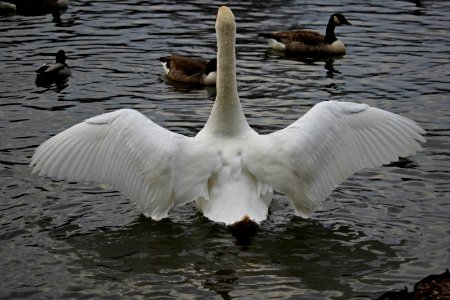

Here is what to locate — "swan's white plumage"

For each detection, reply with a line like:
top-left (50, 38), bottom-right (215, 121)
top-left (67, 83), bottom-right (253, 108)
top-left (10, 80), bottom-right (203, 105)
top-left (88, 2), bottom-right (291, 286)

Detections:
top-left (245, 101), bottom-right (425, 217)
top-left (31, 109), bottom-right (219, 220)
top-left (30, 6), bottom-right (425, 226)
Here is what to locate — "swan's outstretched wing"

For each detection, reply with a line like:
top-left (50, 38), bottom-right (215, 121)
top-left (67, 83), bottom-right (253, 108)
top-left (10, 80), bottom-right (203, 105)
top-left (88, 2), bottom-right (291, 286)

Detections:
top-left (30, 109), bottom-right (217, 220)
top-left (247, 101), bottom-right (426, 217)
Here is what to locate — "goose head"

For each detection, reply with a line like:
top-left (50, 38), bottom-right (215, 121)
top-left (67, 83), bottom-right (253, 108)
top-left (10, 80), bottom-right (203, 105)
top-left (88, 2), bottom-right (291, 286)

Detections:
top-left (325, 13), bottom-right (351, 44)
top-left (331, 13), bottom-right (352, 26)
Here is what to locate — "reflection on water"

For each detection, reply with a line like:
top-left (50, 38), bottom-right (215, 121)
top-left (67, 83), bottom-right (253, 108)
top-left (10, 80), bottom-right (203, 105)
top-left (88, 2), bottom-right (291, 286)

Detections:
top-left (264, 48), bottom-right (343, 78)
top-left (161, 77), bottom-right (217, 101)
top-left (42, 212), bottom-right (404, 299)
top-left (1, 0), bottom-right (449, 299)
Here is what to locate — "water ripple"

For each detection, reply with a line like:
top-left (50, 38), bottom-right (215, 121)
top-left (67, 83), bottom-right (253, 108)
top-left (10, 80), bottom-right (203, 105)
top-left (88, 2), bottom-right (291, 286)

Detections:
top-left (1, 0), bottom-right (449, 299)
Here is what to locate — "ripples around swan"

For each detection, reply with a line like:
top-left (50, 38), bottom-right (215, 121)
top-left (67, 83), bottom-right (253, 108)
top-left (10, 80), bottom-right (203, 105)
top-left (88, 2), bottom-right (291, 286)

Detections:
top-left (0, 0), bottom-right (449, 299)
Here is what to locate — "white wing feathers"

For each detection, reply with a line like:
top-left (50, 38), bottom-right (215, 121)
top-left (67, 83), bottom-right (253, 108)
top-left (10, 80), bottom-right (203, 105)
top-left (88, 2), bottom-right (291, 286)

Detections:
top-left (251, 101), bottom-right (426, 218)
top-left (30, 102), bottom-right (426, 222)
top-left (30, 109), bottom-right (214, 220)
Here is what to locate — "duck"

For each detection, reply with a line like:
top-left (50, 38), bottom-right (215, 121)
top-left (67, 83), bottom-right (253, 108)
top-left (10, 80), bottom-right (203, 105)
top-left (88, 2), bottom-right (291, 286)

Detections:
top-left (35, 50), bottom-right (71, 82)
top-left (0, 1), bottom-right (16, 13)
top-left (159, 55), bottom-right (217, 85)
top-left (259, 13), bottom-right (352, 57)
top-left (2, 0), bottom-right (68, 15)
top-left (30, 6), bottom-right (425, 228)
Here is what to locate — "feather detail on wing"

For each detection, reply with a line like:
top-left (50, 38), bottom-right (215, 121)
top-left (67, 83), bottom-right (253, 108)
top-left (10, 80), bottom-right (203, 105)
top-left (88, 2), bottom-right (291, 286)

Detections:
top-left (247, 101), bottom-right (426, 218)
top-left (30, 109), bottom-right (217, 220)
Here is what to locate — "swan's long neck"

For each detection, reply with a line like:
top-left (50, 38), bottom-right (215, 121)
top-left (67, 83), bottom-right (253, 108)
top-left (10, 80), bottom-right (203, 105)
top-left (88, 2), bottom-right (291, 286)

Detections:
top-left (202, 6), bottom-right (251, 137)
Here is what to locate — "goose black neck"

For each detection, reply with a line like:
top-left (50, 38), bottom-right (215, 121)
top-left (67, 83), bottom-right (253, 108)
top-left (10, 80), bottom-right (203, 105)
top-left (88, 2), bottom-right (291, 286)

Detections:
top-left (205, 58), bottom-right (217, 75)
top-left (325, 17), bottom-right (337, 44)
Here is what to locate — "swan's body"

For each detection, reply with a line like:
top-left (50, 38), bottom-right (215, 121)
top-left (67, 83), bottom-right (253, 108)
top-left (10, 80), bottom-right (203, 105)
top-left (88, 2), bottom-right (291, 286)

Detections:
top-left (35, 50), bottom-right (71, 82)
top-left (159, 55), bottom-right (217, 85)
top-left (31, 7), bottom-right (425, 226)
top-left (259, 13), bottom-right (351, 56)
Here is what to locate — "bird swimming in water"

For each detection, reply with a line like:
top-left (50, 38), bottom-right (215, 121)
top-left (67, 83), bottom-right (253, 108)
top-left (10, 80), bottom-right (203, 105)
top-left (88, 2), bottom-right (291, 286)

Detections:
top-left (31, 7), bottom-right (425, 228)
top-left (259, 13), bottom-right (352, 57)
top-left (1, 0), bottom-right (68, 15)
top-left (159, 55), bottom-right (217, 85)
top-left (35, 49), bottom-right (71, 85)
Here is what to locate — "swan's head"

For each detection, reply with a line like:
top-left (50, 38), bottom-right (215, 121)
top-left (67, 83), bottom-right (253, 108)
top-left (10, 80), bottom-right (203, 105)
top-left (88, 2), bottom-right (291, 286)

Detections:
top-left (216, 6), bottom-right (236, 37)
top-left (214, 6), bottom-right (237, 90)
top-left (332, 13), bottom-right (352, 26)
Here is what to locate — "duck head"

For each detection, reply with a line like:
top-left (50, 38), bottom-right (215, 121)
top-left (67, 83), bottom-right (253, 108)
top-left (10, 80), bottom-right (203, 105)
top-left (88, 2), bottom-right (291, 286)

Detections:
top-left (55, 50), bottom-right (66, 64)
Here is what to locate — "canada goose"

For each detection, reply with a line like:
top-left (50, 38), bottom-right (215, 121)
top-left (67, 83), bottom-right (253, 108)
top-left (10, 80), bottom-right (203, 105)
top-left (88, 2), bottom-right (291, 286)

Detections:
top-left (259, 13), bottom-right (352, 56)
top-left (31, 7), bottom-right (424, 227)
top-left (35, 50), bottom-right (71, 82)
top-left (159, 55), bottom-right (217, 85)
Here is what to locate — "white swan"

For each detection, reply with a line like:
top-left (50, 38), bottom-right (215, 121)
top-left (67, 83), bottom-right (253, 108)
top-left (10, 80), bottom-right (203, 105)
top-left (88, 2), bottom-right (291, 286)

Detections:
top-left (30, 6), bottom-right (425, 226)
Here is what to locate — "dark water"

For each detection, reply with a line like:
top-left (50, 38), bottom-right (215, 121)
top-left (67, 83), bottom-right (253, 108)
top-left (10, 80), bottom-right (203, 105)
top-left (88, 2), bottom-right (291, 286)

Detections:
top-left (1, 0), bottom-right (449, 299)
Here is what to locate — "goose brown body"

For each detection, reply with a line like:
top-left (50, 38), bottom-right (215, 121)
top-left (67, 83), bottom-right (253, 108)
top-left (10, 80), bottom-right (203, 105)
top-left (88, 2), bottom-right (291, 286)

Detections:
top-left (159, 55), bottom-right (217, 85)
top-left (260, 13), bottom-right (351, 56)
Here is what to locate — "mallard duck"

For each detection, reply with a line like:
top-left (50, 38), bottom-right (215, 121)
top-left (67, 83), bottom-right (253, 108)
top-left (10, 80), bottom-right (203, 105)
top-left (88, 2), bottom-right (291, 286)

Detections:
top-left (3, 0), bottom-right (67, 15)
top-left (259, 13), bottom-right (352, 56)
top-left (35, 50), bottom-right (71, 82)
top-left (159, 55), bottom-right (217, 85)
top-left (0, 1), bottom-right (16, 13)
top-left (31, 7), bottom-right (424, 227)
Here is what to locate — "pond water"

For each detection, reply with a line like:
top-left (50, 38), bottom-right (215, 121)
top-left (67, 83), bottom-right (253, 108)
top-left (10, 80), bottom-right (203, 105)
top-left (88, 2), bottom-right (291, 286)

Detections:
top-left (1, 0), bottom-right (449, 299)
